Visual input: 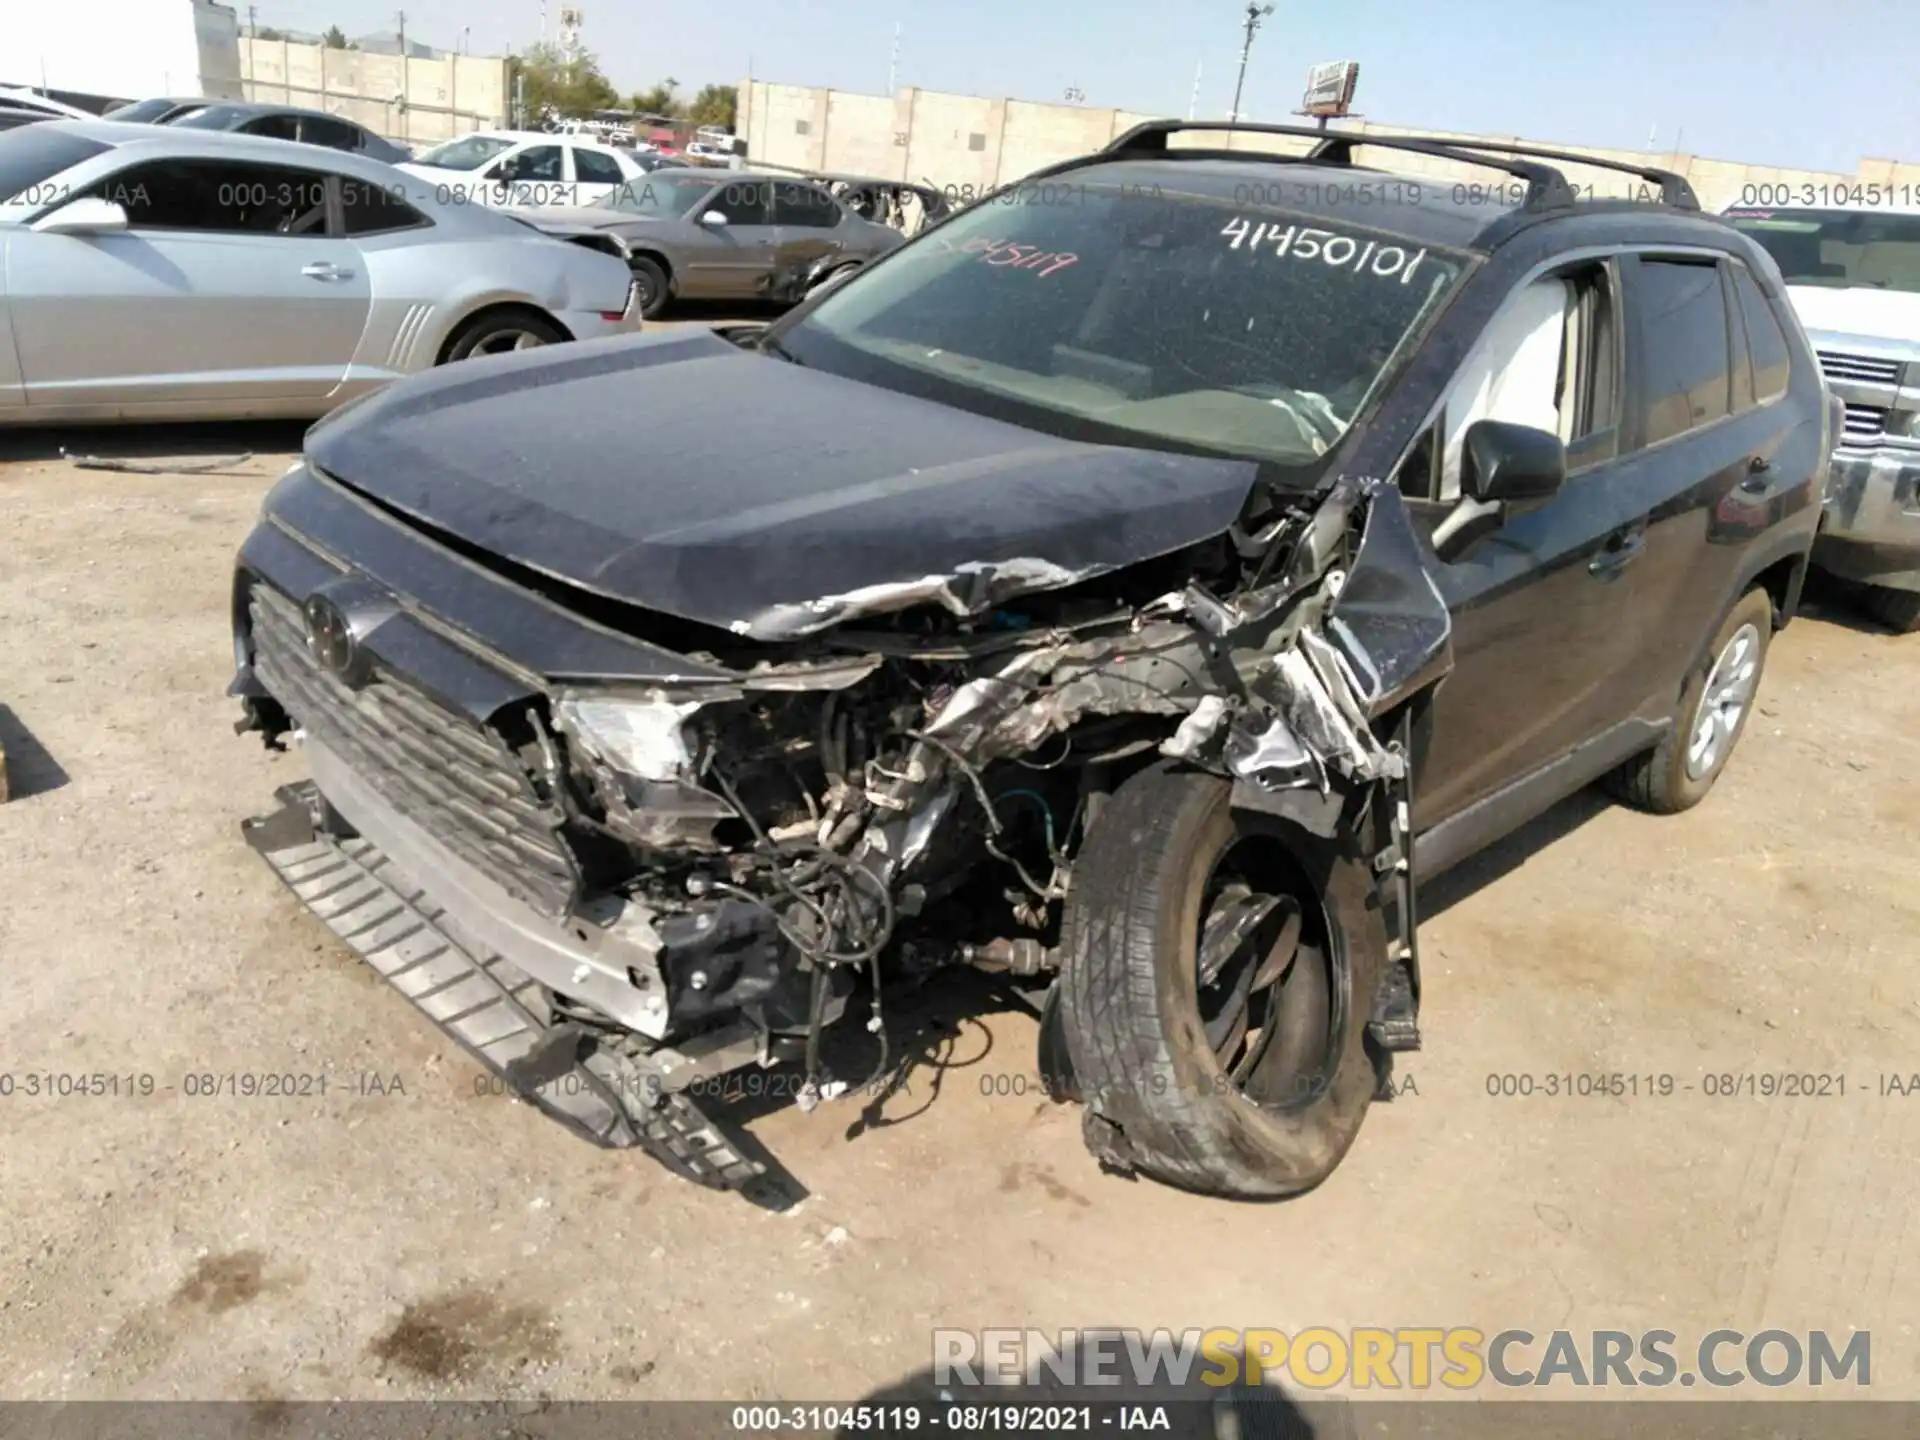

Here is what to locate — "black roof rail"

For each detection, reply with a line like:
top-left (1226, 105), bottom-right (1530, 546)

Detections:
top-left (1346, 136), bottom-right (1700, 210)
top-left (1105, 118), bottom-right (1698, 215)
top-left (1106, 119), bottom-right (1578, 212)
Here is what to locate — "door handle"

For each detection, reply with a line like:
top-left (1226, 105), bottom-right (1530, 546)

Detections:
top-left (1588, 527), bottom-right (1646, 578)
top-left (301, 262), bottom-right (355, 282)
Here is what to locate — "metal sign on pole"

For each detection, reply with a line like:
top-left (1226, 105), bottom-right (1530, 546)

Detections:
top-left (1297, 59), bottom-right (1359, 128)
top-left (1229, 2), bottom-right (1273, 124)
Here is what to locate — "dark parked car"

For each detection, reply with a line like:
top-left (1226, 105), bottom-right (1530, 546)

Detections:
top-left (105, 96), bottom-right (212, 125)
top-left (230, 123), bottom-right (1830, 1201)
top-left (168, 102), bottom-right (410, 164)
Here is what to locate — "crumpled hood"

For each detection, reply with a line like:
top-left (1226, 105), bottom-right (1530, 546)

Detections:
top-left (304, 329), bottom-right (1261, 639)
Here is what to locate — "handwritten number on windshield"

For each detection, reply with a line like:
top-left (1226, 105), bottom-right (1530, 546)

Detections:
top-left (1220, 216), bottom-right (1426, 284)
top-left (955, 236), bottom-right (1081, 276)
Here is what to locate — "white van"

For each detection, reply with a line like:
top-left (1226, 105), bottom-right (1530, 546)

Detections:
top-left (1725, 202), bottom-right (1920, 632)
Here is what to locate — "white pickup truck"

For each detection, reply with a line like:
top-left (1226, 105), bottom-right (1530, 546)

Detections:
top-left (1724, 203), bottom-right (1920, 632)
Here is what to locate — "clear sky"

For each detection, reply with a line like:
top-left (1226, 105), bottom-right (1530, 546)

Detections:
top-left (259, 0), bottom-right (1907, 174)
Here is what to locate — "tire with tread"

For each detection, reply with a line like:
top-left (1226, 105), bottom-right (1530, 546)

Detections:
top-left (629, 256), bottom-right (671, 319)
top-left (1604, 586), bottom-right (1772, 813)
top-left (1055, 763), bottom-right (1386, 1199)
top-left (1861, 584), bottom-right (1920, 635)
top-left (441, 308), bottom-right (567, 363)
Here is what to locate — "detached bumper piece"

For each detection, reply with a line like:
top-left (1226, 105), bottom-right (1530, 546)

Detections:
top-left (243, 783), bottom-right (780, 1201)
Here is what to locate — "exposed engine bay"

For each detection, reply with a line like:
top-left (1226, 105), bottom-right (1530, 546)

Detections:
top-left (234, 331), bottom-right (1454, 1200)
top-left (544, 480), bottom-right (1407, 1029)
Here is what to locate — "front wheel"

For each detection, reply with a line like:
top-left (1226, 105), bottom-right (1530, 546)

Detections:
top-left (628, 256), bottom-right (671, 319)
top-left (1056, 763), bottom-right (1386, 1199)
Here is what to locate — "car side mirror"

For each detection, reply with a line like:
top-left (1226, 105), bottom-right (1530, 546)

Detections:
top-left (1460, 419), bottom-right (1566, 504)
top-left (1432, 420), bottom-right (1567, 560)
top-left (698, 210), bottom-right (729, 226)
top-left (32, 197), bottom-right (129, 235)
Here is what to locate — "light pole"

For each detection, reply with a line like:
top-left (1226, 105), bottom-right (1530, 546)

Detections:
top-left (1229, 1), bottom-right (1274, 123)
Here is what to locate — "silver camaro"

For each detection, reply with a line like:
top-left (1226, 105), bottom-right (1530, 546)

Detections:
top-left (0, 120), bottom-right (643, 425)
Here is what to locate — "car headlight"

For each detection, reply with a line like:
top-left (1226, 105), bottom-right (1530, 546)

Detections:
top-left (554, 692), bottom-right (709, 781)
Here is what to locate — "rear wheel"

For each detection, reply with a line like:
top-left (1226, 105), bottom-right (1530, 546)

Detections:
top-left (628, 256), bottom-right (671, 319)
top-left (1605, 586), bottom-right (1772, 813)
top-left (1861, 584), bottom-right (1920, 634)
top-left (1056, 763), bottom-right (1385, 1199)
top-left (441, 308), bottom-right (566, 362)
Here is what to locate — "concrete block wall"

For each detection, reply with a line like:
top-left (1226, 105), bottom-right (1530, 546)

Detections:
top-left (739, 79), bottom-right (1909, 215)
top-left (240, 38), bottom-right (507, 145)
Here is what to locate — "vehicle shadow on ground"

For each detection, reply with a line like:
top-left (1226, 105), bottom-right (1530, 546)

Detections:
top-left (0, 703), bottom-right (71, 800)
top-left (709, 967), bottom-right (1045, 1139)
top-left (1794, 567), bottom-right (1914, 637)
top-left (1417, 787), bottom-right (1614, 922)
top-left (844, 1343), bottom-right (1322, 1438)
top-left (0, 419), bottom-right (310, 468)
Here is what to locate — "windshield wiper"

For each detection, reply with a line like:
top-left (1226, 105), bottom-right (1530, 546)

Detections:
top-left (759, 331), bottom-right (806, 366)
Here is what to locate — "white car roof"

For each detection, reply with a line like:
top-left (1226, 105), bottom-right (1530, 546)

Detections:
top-left (447, 129), bottom-right (561, 144)
top-left (0, 87), bottom-right (100, 121)
top-left (457, 129), bottom-right (628, 154)
top-left (1725, 201), bottom-right (1920, 218)
top-left (0, 119), bottom-right (556, 240)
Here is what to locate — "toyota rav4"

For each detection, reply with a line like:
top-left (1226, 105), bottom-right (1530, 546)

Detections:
top-left (230, 123), bottom-right (1832, 1201)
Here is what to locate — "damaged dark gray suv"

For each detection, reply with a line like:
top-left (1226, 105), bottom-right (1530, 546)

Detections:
top-left (231, 122), bottom-right (1831, 1201)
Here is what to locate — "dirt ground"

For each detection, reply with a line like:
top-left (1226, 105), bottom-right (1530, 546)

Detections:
top-left (1, 382), bottom-right (1917, 1407)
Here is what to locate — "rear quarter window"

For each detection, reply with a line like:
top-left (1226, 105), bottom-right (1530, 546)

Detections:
top-left (1733, 264), bottom-right (1792, 402)
top-left (341, 177), bottom-right (430, 236)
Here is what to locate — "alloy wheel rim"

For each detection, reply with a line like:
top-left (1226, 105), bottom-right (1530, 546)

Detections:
top-left (1686, 622), bottom-right (1761, 781)
top-left (471, 329), bottom-right (549, 355)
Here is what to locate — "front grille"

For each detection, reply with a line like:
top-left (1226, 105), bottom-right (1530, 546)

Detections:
top-left (1840, 404), bottom-right (1889, 445)
top-left (1817, 350), bottom-right (1901, 387)
top-left (249, 585), bottom-right (580, 918)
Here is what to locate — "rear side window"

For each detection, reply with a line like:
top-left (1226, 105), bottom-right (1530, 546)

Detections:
top-left (494, 145), bottom-right (563, 182)
top-left (300, 115), bottom-right (361, 152)
top-left (573, 148), bottom-right (622, 184)
top-left (708, 180), bottom-right (771, 225)
top-left (1636, 259), bottom-right (1732, 446)
top-left (773, 181), bottom-right (842, 228)
top-left (241, 114), bottom-right (301, 142)
top-left (1733, 264), bottom-right (1791, 403)
top-left (340, 177), bottom-right (429, 236)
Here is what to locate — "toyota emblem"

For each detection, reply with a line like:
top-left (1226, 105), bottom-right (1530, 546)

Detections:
top-left (302, 593), bottom-right (356, 679)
